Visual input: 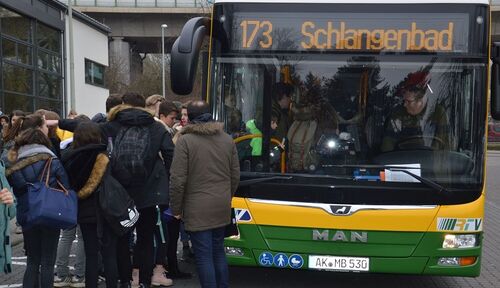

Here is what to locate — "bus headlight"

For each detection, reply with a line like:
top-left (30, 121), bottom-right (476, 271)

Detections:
top-left (225, 247), bottom-right (244, 256)
top-left (442, 234), bottom-right (477, 249)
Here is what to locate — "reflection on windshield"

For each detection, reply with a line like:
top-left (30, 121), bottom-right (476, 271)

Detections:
top-left (212, 56), bottom-right (485, 185)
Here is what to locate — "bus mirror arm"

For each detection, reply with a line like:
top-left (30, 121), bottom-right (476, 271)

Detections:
top-left (171, 17), bottom-right (210, 95)
top-left (491, 42), bottom-right (500, 120)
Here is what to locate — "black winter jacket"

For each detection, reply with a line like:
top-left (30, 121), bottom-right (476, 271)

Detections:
top-left (61, 144), bottom-right (108, 224)
top-left (59, 105), bottom-right (174, 209)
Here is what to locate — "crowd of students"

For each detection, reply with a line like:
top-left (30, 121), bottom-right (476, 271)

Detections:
top-left (0, 92), bottom-right (239, 288)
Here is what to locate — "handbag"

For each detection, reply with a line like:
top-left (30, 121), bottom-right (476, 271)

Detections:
top-left (26, 158), bottom-right (77, 229)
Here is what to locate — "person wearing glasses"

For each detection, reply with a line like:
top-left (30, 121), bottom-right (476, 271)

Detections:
top-left (381, 70), bottom-right (450, 152)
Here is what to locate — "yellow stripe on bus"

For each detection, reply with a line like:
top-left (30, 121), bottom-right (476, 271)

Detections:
top-left (231, 194), bottom-right (484, 232)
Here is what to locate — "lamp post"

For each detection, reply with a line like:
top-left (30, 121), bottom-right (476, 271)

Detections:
top-left (161, 24), bottom-right (168, 98)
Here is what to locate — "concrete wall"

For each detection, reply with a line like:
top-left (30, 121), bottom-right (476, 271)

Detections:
top-left (66, 17), bottom-right (109, 117)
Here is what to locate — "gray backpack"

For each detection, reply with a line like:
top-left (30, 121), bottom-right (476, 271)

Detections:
top-left (111, 125), bottom-right (151, 186)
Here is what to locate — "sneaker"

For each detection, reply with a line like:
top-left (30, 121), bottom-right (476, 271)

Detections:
top-left (131, 269), bottom-right (139, 288)
top-left (70, 276), bottom-right (85, 288)
top-left (151, 266), bottom-right (173, 287)
top-left (53, 275), bottom-right (72, 287)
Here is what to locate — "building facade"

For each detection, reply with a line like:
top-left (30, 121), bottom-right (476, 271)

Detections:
top-left (0, 0), bottom-right (109, 118)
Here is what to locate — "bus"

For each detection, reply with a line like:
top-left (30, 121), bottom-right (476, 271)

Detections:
top-left (171, 0), bottom-right (499, 276)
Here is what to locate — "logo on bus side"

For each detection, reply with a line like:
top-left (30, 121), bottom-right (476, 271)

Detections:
top-left (437, 218), bottom-right (483, 232)
top-left (330, 205), bottom-right (352, 215)
top-left (312, 230), bottom-right (368, 243)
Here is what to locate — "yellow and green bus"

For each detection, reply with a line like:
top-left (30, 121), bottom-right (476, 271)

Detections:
top-left (171, 0), bottom-right (499, 276)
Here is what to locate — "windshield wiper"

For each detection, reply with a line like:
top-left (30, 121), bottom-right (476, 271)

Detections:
top-left (329, 164), bottom-right (451, 196)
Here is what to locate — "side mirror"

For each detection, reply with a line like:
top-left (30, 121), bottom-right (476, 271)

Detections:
top-left (491, 42), bottom-right (500, 120)
top-left (170, 17), bottom-right (210, 95)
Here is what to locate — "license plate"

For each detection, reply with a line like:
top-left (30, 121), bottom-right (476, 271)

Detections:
top-left (308, 255), bottom-right (369, 272)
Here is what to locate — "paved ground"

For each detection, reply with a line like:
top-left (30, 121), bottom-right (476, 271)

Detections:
top-left (2, 152), bottom-right (500, 287)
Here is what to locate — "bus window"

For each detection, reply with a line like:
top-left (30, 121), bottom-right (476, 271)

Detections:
top-left (213, 58), bottom-right (273, 172)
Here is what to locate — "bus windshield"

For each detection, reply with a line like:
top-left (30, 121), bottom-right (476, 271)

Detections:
top-left (209, 3), bottom-right (488, 189)
top-left (211, 55), bottom-right (486, 187)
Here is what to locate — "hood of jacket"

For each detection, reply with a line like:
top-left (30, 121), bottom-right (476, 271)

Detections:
top-left (18, 144), bottom-right (55, 159)
top-left (61, 144), bottom-right (107, 193)
top-left (107, 104), bottom-right (155, 126)
top-left (181, 122), bottom-right (224, 136)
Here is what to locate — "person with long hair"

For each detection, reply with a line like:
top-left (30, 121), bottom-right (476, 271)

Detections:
top-left (1, 114), bottom-right (49, 166)
top-left (61, 122), bottom-right (111, 288)
top-left (1, 110), bottom-right (26, 164)
top-left (34, 109), bottom-right (63, 158)
top-left (5, 123), bottom-right (70, 288)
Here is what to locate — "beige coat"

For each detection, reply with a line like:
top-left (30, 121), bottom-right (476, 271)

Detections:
top-left (169, 122), bottom-right (240, 232)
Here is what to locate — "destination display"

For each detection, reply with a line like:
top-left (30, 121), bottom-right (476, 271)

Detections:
top-left (231, 12), bottom-right (469, 53)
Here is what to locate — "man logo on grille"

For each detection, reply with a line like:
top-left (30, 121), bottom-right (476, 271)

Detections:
top-left (331, 205), bottom-right (351, 215)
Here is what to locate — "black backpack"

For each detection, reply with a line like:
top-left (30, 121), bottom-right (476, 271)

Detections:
top-left (98, 166), bottom-right (139, 236)
top-left (111, 125), bottom-right (151, 186)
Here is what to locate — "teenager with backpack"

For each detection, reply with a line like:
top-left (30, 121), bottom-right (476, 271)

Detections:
top-left (61, 122), bottom-right (112, 288)
top-left (106, 93), bottom-right (174, 288)
top-left (6, 123), bottom-right (71, 288)
top-left (48, 92), bottom-right (174, 288)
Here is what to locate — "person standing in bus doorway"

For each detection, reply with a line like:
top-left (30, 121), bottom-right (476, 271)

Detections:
top-left (170, 101), bottom-right (240, 288)
top-left (381, 70), bottom-right (451, 152)
top-left (272, 83), bottom-right (294, 141)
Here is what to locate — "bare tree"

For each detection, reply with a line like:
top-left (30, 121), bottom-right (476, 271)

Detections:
top-left (105, 55), bottom-right (128, 94)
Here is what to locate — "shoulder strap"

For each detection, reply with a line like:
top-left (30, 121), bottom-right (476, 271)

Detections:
top-left (39, 158), bottom-right (52, 183)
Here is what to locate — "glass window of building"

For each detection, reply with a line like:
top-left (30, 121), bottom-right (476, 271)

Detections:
top-left (0, 8), bottom-right (31, 42)
top-left (0, 5), bottom-right (63, 115)
top-left (37, 22), bottom-right (61, 53)
top-left (85, 59), bottom-right (106, 87)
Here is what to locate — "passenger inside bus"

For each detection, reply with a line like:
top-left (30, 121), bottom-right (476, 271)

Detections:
top-left (380, 70), bottom-right (451, 152)
top-left (287, 86), bottom-right (339, 172)
top-left (272, 83), bottom-right (293, 141)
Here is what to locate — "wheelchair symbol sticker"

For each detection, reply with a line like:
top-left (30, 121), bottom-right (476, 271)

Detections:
top-left (259, 252), bottom-right (273, 267)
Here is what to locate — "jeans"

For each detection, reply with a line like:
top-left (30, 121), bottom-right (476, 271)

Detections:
top-left (23, 226), bottom-right (60, 288)
top-left (189, 227), bottom-right (229, 288)
top-left (55, 225), bottom-right (85, 277)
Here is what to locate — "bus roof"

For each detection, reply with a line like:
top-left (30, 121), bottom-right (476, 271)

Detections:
top-left (214, 0), bottom-right (489, 4)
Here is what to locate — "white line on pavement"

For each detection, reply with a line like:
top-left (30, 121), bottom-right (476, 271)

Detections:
top-left (0, 284), bottom-right (23, 288)
top-left (11, 261), bottom-right (26, 266)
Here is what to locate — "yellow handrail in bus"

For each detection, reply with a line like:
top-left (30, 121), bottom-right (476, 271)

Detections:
top-left (234, 134), bottom-right (286, 173)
